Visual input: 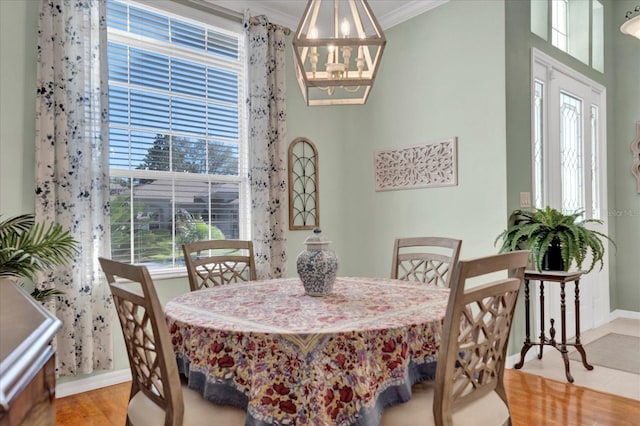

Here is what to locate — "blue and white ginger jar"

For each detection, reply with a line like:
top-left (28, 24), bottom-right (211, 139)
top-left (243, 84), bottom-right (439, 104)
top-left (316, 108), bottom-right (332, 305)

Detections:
top-left (296, 228), bottom-right (339, 297)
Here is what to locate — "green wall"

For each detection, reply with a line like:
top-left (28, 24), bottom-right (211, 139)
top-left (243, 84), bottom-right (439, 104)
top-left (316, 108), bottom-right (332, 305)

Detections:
top-left (1, 0), bottom-right (637, 386)
top-left (505, 0), bottom-right (640, 314)
top-left (0, 0), bottom-right (38, 217)
top-left (286, 0), bottom-right (508, 278)
top-left (610, 0), bottom-right (640, 312)
top-left (284, 52), bottom-right (350, 275)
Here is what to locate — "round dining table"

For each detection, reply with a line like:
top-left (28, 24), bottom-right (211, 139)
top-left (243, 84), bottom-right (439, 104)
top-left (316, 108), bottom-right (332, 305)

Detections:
top-left (165, 276), bottom-right (450, 426)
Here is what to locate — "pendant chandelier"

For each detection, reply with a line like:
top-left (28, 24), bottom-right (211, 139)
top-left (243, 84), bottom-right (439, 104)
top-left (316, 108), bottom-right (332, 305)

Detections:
top-left (621, 5), bottom-right (640, 40)
top-left (292, 0), bottom-right (386, 106)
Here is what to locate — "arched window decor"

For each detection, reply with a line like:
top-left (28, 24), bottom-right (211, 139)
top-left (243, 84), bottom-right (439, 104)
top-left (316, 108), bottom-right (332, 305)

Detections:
top-left (288, 137), bottom-right (320, 230)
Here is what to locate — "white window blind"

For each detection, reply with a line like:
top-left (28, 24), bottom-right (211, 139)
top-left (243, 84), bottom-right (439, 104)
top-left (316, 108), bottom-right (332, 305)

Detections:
top-left (106, 0), bottom-right (248, 272)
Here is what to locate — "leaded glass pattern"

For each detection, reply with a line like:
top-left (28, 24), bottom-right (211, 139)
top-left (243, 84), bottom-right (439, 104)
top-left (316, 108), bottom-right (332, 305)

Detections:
top-left (560, 92), bottom-right (584, 215)
top-left (534, 81), bottom-right (544, 209)
top-left (591, 105), bottom-right (600, 219)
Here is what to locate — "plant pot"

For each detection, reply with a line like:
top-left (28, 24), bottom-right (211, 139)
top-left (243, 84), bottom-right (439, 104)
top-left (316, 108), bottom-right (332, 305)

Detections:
top-left (542, 241), bottom-right (565, 271)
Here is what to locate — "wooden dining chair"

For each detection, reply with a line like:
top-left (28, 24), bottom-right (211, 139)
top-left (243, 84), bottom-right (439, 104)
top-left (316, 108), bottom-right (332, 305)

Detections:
top-left (182, 239), bottom-right (257, 291)
top-left (380, 250), bottom-right (529, 426)
top-left (98, 258), bottom-right (246, 426)
top-left (391, 237), bottom-right (462, 288)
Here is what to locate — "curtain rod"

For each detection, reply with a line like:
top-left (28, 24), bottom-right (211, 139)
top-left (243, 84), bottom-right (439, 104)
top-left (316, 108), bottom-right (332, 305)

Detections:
top-left (248, 15), bottom-right (291, 35)
top-left (173, 0), bottom-right (244, 23)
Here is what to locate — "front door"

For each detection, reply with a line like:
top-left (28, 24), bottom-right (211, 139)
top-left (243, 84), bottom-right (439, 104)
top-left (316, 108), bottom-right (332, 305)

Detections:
top-left (531, 49), bottom-right (609, 338)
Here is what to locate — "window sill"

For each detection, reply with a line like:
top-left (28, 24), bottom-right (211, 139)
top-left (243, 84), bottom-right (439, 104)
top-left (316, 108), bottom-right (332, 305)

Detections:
top-left (148, 268), bottom-right (188, 281)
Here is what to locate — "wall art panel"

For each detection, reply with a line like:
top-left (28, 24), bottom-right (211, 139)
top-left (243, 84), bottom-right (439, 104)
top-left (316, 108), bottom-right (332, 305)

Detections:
top-left (374, 137), bottom-right (458, 191)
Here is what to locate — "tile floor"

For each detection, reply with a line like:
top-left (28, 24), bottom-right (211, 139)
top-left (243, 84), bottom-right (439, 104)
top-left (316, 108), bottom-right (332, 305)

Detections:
top-left (512, 317), bottom-right (640, 400)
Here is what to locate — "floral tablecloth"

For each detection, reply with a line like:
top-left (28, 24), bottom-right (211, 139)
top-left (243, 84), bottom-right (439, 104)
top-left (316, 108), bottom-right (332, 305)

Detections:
top-left (165, 277), bottom-right (450, 426)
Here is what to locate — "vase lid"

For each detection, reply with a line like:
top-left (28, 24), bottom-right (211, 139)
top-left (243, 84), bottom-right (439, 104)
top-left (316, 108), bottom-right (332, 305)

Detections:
top-left (304, 228), bottom-right (332, 248)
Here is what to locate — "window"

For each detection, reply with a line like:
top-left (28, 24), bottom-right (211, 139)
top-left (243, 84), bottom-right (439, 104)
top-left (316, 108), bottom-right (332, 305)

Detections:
top-left (590, 105), bottom-right (600, 219)
top-left (531, 0), bottom-right (604, 72)
top-left (551, 0), bottom-right (569, 51)
top-left (559, 91), bottom-right (584, 214)
top-left (106, 0), bottom-right (248, 273)
top-left (591, 1), bottom-right (604, 72)
top-left (533, 80), bottom-right (544, 209)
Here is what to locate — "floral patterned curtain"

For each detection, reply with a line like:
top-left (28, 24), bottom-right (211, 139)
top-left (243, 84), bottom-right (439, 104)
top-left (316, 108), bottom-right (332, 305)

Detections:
top-left (245, 16), bottom-right (289, 279)
top-left (35, 0), bottom-right (113, 376)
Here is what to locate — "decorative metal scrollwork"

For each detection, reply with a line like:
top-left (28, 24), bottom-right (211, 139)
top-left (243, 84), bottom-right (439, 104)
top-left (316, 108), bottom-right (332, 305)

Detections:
top-left (288, 137), bottom-right (319, 230)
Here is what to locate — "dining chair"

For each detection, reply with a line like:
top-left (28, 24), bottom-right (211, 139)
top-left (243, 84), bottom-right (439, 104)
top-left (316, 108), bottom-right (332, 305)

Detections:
top-left (380, 250), bottom-right (529, 426)
top-left (98, 258), bottom-right (246, 426)
top-left (182, 239), bottom-right (257, 291)
top-left (391, 237), bottom-right (462, 287)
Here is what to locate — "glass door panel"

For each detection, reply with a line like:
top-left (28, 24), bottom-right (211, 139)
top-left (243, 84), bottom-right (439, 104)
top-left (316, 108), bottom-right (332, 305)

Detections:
top-left (559, 92), bottom-right (584, 215)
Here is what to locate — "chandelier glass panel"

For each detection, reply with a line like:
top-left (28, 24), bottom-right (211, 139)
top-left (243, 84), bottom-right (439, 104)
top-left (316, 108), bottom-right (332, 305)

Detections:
top-left (292, 0), bottom-right (386, 106)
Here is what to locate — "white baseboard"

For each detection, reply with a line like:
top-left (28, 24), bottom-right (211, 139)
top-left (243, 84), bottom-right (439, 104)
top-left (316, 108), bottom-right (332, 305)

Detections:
top-left (505, 354), bottom-right (518, 369)
top-left (56, 369), bottom-right (131, 398)
top-left (506, 310), bottom-right (640, 369)
top-left (506, 350), bottom-right (537, 369)
top-left (610, 309), bottom-right (640, 320)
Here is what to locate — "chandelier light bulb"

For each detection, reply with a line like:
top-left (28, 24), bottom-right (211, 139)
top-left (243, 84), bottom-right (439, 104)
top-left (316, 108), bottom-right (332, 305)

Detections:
top-left (327, 45), bottom-right (335, 64)
top-left (341, 19), bottom-right (350, 38)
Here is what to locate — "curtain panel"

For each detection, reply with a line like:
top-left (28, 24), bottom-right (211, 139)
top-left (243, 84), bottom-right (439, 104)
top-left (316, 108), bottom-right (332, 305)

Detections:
top-left (246, 15), bottom-right (289, 279)
top-left (35, 0), bottom-right (113, 376)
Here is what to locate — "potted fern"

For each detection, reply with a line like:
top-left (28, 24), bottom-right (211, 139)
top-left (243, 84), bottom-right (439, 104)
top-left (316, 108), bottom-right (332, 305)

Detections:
top-left (495, 206), bottom-right (614, 273)
top-left (0, 213), bottom-right (78, 301)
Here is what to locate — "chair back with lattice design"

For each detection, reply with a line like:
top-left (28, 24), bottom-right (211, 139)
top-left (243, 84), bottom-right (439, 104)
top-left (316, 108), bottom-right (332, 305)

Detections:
top-left (433, 250), bottom-right (528, 426)
top-left (182, 240), bottom-right (257, 291)
top-left (99, 258), bottom-right (184, 426)
top-left (391, 237), bottom-right (462, 287)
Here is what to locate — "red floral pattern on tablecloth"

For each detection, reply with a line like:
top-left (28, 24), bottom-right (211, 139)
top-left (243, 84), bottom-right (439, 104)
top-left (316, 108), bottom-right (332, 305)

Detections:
top-left (165, 277), bottom-right (449, 425)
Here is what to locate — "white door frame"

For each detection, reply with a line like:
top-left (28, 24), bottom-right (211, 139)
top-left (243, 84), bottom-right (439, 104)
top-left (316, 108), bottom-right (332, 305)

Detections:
top-left (530, 48), bottom-right (610, 334)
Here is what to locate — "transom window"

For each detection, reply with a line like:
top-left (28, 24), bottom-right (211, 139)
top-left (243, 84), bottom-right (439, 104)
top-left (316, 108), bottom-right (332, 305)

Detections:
top-left (531, 0), bottom-right (604, 72)
top-left (551, 0), bottom-right (568, 51)
top-left (106, 0), bottom-right (248, 273)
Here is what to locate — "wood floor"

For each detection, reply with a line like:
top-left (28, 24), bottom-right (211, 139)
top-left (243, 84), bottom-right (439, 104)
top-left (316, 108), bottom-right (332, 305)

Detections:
top-left (55, 369), bottom-right (640, 425)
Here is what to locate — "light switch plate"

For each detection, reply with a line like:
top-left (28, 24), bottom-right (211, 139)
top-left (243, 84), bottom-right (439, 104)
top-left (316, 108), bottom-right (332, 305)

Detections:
top-left (519, 192), bottom-right (532, 208)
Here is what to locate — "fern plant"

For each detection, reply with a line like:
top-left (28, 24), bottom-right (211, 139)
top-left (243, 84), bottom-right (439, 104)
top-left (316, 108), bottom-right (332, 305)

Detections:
top-left (495, 206), bottom-right (614, 273)
top-left (0, 213), bottom-right (78, 300)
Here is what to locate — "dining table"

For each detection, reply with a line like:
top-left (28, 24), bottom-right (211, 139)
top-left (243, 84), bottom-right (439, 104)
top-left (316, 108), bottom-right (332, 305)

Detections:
top-left (165, 276), bottom-right (450, 426)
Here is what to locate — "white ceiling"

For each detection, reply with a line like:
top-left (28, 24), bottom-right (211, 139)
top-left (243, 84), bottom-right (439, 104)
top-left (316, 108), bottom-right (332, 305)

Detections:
top-left (208, 0), bottom-right (448, 30)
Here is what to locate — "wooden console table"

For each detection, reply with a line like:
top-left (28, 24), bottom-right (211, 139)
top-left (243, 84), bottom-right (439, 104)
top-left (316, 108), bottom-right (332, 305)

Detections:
top-left (513, 270), bottom-right (593, 383)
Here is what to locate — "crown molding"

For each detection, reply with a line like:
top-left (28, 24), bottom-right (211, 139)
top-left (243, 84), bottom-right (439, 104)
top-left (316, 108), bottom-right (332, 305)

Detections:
top-left (207, 1), bottom-right (300, 29)
top-left (377, 0), bottom-right (448, 29)
top-left (206, 0), bottom-right (448, 31)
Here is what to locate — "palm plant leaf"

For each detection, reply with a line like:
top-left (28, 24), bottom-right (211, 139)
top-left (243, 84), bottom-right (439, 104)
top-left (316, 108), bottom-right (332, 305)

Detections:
top-left (30, 287), bottom-right (66, 301)
top-left (0, 214), bottom-right (34, 239)
top-left (0, 214), bottom-right (78, 281)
